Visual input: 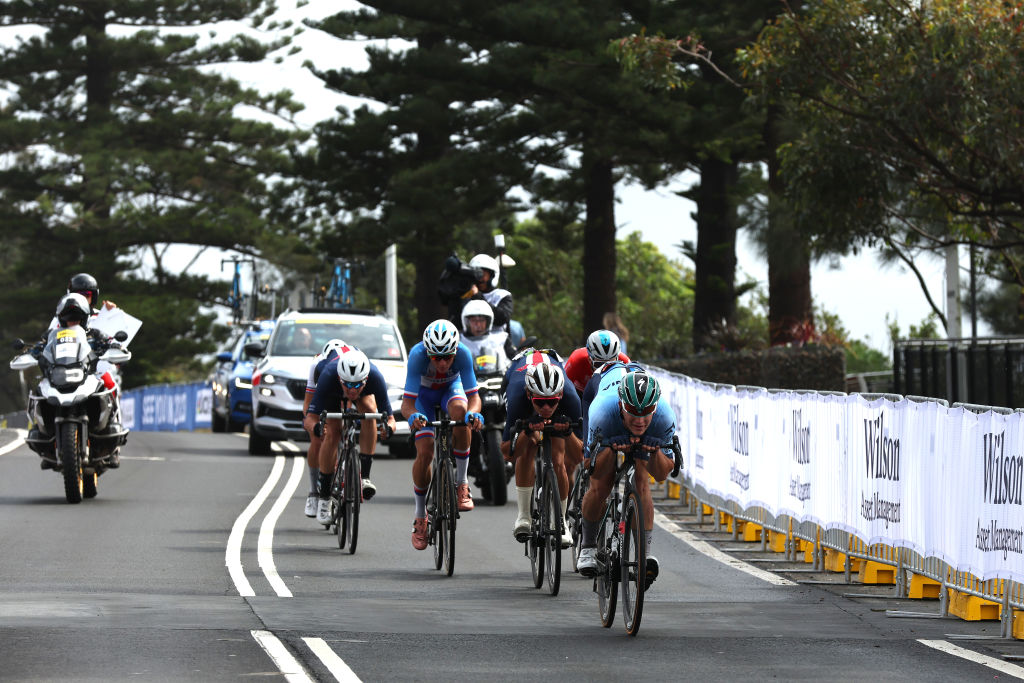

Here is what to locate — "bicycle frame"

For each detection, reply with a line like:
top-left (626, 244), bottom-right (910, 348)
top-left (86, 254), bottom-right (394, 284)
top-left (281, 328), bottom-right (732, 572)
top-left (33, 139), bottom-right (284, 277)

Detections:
top-left (424, 407), bottom-right (460, 576)
top-left (324, 258), bottom-right (356, 309)
top-left (322, 409), bottom-right (385, 554)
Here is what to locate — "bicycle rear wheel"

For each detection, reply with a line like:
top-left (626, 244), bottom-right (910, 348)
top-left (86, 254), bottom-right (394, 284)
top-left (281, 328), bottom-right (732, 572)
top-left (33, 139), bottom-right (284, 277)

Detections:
top-left (568, 466), bottom-right (590, 572)
top-left (597, 506), bottom-right (617, 628)
top-left (343, 447), bottom-right (361, 555)
top-left (542, 467), bottom-right (562, 596)
top-left (621, 491), bottom-right (646, 636)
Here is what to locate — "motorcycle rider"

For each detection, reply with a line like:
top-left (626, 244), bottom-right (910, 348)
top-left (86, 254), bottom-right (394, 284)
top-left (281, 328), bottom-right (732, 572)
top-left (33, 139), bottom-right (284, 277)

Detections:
top-left (459, 299), bottom-right (509, 369)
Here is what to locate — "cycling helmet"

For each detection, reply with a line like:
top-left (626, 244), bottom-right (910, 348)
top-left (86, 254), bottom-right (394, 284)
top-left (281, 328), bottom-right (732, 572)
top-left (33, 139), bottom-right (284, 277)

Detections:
top-left (586, 329), bottom-right (620, 363)
top-left (337, 349), bottom-right (370, 384)
top-left (423, 319), bottom-right (460, 355)
top-left (469, 254), bottom-right (500, 287)
top-left (460, 299), bottom-right (494, 333)
top-left (321, 338), bottom-right (350, 357)
top-left (618, 371), bottom-right (661, 416)
top-left (525, 361), bottom-right (565, 398)
top-left (55, 293), bottom-right (91, 328)
top-left (67, 273), bottom-right (99, 306)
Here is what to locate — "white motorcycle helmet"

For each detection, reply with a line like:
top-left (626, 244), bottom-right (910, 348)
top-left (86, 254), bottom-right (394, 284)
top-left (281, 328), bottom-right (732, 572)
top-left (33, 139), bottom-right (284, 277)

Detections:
top-left (469, 254), bottom-right (500, 287)
top-left (55, 293), bottom-right (91, 328)
top-left (460, 299), bottom-right (494, 334)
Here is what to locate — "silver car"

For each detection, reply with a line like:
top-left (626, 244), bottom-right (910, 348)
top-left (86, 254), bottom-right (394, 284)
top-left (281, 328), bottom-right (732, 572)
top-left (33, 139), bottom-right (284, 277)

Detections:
top-left (247, 308), bottom-right (409, 455)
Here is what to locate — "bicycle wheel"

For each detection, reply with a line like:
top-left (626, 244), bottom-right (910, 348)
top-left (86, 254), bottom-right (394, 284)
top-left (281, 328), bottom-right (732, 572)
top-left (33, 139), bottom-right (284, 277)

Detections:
top-left (542, 467), bottom-right (562, 596)
top-left (426, 460), bottom-right (442, 570)
top-left (331, 446), bottom-right (345, 540)
top-left (568, 467), bottom-right (590, 572)
top-left (343, 445), bottom-right (361, 555)
top-left (597, 502), bottom-right (618, 628)
top-left (529, 479), bottom-right (544, 589)
top-left (620, 491), bottom-right (646, 636)
top-left (438, 456), bottom-right (457, 576)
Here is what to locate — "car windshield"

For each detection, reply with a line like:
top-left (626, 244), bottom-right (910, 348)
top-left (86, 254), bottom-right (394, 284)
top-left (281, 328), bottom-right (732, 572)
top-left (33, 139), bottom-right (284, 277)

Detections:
top-left (269, 318), bottom-right (404, 361)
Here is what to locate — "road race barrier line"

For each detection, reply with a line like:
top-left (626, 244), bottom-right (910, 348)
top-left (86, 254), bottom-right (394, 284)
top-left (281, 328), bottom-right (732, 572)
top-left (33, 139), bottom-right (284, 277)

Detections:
top-left (302, 637), bottom-right (362, 682)
top-left (643, 361), bottom-right (1024, 640)
top-left (0, 429), bottom-right (26, 457)
top-left (251, 630), bottom-right (313, 683)
top-left (258, 455), bottom-right (304, 598)
top-left (227, 455), bottom-right (286, 597)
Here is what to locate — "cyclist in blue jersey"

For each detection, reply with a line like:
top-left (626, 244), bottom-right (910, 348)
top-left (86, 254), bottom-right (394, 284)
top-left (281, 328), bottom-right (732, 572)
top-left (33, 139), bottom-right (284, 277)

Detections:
top-left (577, 371), bottom-right (677, 588)
top-left (501, 348), bottom-right (583, 545)
top-left (402, 320), bottom-right (484, 550)
top-left (307, 349), bottom-right (397, 525)
top-left (580, 359), bottom-right (646, 439)
top-left (301, 339), bottom-right (352, 518)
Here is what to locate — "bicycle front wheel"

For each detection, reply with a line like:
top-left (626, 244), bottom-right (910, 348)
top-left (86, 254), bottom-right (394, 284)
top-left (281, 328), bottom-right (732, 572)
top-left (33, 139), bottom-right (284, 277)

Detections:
top-left (542, 467), bottom-right (562, 596)
top-left (621, 491), bottom-right (646, 636)
top-left (597, 507), bottom-right (617, 628)
top-left (529, 480), bottom-right (544, 589)
top-left (343, 447), bottom-right (361, 555)
top-left (568, 466), bottom-right (590, 573)
top-left (438, 458), bottom-right (457, 576)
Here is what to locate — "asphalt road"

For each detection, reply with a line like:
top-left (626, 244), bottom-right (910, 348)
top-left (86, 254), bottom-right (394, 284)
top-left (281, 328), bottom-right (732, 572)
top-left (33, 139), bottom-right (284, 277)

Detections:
top-left (0, 430), bottom-right (1021, 681)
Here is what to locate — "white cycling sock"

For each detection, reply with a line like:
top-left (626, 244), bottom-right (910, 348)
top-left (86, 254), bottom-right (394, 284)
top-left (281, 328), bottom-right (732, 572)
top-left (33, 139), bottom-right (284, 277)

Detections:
top-left (454, 447), bottom-right (470, 484)
top-left (414, 487), bottom-right (427, 518)
top-left (516, 486), bottom-right (532, 521)
top-left (645, 530), bottom-right (653, 555)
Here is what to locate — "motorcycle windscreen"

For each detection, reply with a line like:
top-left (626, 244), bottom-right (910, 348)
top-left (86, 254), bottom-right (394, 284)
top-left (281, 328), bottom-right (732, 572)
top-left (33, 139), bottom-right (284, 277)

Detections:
top-left (44, 327), bottom-right (92, 366)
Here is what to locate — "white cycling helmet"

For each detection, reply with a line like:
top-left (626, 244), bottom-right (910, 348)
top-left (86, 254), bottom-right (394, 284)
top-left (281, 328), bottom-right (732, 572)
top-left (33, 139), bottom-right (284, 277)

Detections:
top-left (423, 319), bottom-right (460, 356)
top-left (469, 253), bottom-right (500, 287)
top-left (337, 349), bottom-right (370, 384)
top-left (321, 338), bottom-right (350, 357)
top-left (460, 299), bottom-right (494, 333)
top-left (525, 361), bottom-right (565, 398)
top-left (586, 329), bottom-right (621, 363)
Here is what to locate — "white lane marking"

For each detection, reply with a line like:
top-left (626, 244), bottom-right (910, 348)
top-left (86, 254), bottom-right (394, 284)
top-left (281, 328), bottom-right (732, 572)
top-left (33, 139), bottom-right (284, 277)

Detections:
top-left (303, 637), bottom-right (362, 682)
top-left (226, 456), bottom-right (285, 597)
top-left (258, 455), bottom-right (304, 597)
top-left (251, 630), bottom-right (313, 683)
top-left (0, 429), bottom-right (27, 456)
top-left (654, 510), bottom-right (797, 586)
top-left (918, 639), bottom-right (1024, 679)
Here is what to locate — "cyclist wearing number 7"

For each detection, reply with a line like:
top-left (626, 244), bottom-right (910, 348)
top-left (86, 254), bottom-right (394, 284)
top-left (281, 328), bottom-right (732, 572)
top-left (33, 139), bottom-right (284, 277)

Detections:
top-left (305, 349), bottom-right (397, 525)
top-left (402, 319), bottom-right (484, 550)
top-left (577, 371), bottom-right (677, 588)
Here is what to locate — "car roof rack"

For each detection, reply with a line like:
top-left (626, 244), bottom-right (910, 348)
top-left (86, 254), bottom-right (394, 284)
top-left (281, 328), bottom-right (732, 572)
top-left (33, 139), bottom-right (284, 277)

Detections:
top-left (294, 306), bottom-right (379, 317)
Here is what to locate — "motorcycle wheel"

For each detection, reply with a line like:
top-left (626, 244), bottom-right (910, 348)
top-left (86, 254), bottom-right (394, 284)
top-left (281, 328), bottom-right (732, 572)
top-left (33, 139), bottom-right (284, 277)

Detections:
top-left (484, 429), bottom-right (507, 506)
top-left (59, 422), bottom-right (84, 504)
top-left (83, 471), bottom-right (98, 499)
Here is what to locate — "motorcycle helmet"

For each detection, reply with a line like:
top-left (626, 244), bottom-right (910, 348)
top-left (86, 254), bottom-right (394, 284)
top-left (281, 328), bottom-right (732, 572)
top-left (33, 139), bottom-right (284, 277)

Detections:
top-left (55, 293), bottom-right (91, 328)
top-left (337, 349), bottom-right (371, 384)
top-left (423, 319), bottom-right (460, 356)
top-left (618, 371), bottom-right (661, 417)
top-left (460, 299), bottom-right (494, 334)
top-left (586, 329), bottom-right (621, 364)
top-left (525, 361), bottom-right (565, 398)
top-left (469, 254), bottom-right (500, 287)
top-left (67, 273), bottom-right (99, 307)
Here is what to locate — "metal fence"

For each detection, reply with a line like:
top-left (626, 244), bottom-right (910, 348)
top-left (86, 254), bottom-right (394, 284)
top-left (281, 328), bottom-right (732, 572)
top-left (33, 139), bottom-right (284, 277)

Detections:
top-left (893, 337), bottom-right (1024, 409)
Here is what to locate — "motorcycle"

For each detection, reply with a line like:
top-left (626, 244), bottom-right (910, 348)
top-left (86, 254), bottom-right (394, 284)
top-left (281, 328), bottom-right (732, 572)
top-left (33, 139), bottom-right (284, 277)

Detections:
top-left (10, 326), bottom-right (131, 503)
top-left (464, 336), bottom-right (512, 506)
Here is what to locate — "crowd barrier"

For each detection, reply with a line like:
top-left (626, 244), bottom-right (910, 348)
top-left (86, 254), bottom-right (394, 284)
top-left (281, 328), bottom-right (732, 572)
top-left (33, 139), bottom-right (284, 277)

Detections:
top-left (120, 382), bottom-right (212, 432)
top-left (644, 363), bottom-right (1024, 639)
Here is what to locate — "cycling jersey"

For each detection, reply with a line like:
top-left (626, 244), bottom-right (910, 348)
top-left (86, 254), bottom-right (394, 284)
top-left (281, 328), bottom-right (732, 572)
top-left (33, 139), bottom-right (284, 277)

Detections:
top-left (581, 361), bottom-right (645, 438)
top-left (564, 347), bottom-right (631, 393)
top-left (502, 348), bottom-right (582, 443)
top-left (304, 346), bottom-right (351, 395)
top-left (308, 357), bottom-right (392, 418)
top-left (403, 341), bottom-right (479, 400)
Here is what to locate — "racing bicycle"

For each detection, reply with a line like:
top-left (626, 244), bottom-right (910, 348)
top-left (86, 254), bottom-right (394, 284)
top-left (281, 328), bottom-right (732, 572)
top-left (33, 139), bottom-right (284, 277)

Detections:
top-left (424, 408), bottom-right (462, 576)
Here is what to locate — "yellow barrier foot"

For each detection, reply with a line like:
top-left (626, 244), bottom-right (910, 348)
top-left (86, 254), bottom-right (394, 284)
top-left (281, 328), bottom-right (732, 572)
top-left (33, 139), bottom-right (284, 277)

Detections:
top-left (1012, 610), bottom-right (1024, 639)
top-left (797, 538), bottom-right (815, 563)
top-left (667, 481), bottom-right (681, 500)
top-left (823, 548), bottom-right (862, 573)
top-left (948, 588), bottom-right (1001, 621)
top-left (858, 560), bottom-right (897, 585)
top-left (907, 573), bottom-right (941, 599)
top-left (768, 530), bottom-right (787, 553)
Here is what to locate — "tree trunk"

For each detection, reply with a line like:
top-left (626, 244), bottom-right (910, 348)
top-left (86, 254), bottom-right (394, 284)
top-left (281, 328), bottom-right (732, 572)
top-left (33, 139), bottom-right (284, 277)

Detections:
top-left (692, 157), bottom-right (739, 351)
top-left (582, 145), bottom-right (617, 338)
top-left (765, 107), bottom-right (812, 345)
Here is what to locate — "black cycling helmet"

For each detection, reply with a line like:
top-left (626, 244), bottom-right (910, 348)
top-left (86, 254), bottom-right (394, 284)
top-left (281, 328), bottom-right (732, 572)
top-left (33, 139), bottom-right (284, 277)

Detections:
top-left (67, 273), bottom-right (99, 307)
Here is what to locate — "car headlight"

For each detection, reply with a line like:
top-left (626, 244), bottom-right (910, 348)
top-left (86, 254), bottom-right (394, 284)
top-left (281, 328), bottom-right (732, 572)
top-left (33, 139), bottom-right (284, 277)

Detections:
top-left (234, 377), bottom-right (252, 390)
top-left (259, 387), bottom-right (273, 397)
top-left (262, 374), bottom-right (277, 385)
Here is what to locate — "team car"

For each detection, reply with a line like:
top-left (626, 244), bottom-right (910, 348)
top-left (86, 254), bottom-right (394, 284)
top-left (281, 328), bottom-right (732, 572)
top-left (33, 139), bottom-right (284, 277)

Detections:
top-left (210, 320), bottom-right (276, 432)
top-left (247, 308), bottom-right (409, 455)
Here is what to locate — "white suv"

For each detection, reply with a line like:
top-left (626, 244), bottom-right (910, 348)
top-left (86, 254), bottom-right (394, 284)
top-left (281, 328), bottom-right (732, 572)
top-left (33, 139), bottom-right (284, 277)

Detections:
top-left (247, 307), bottom-right (409, 455)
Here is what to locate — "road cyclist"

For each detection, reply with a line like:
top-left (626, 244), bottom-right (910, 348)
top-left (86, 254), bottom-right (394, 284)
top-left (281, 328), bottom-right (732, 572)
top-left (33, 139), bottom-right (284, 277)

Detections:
top-left (402, 319), bottom-right (484, 553)
top-left (502, 349), bottom-right (583, 547)
top-left (306, 348), bottom-right (396, 526)
top-left (301, 339), bottom-right (352, 517)
top-left (577, 371), bottom-right (679, 596)
top-left (563, 329), bottom-right (630, 395)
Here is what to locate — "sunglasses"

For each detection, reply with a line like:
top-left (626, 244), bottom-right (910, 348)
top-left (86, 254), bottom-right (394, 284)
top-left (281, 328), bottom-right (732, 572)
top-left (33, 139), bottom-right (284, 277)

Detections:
top-left (342, 380), bottom-right (365, 389)
top-left (622, 402), bottom-right (657, 417)
top-left (531, 396), bottom-right (561, 408)
top-left (429, 353), bottom-right (455, 361)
